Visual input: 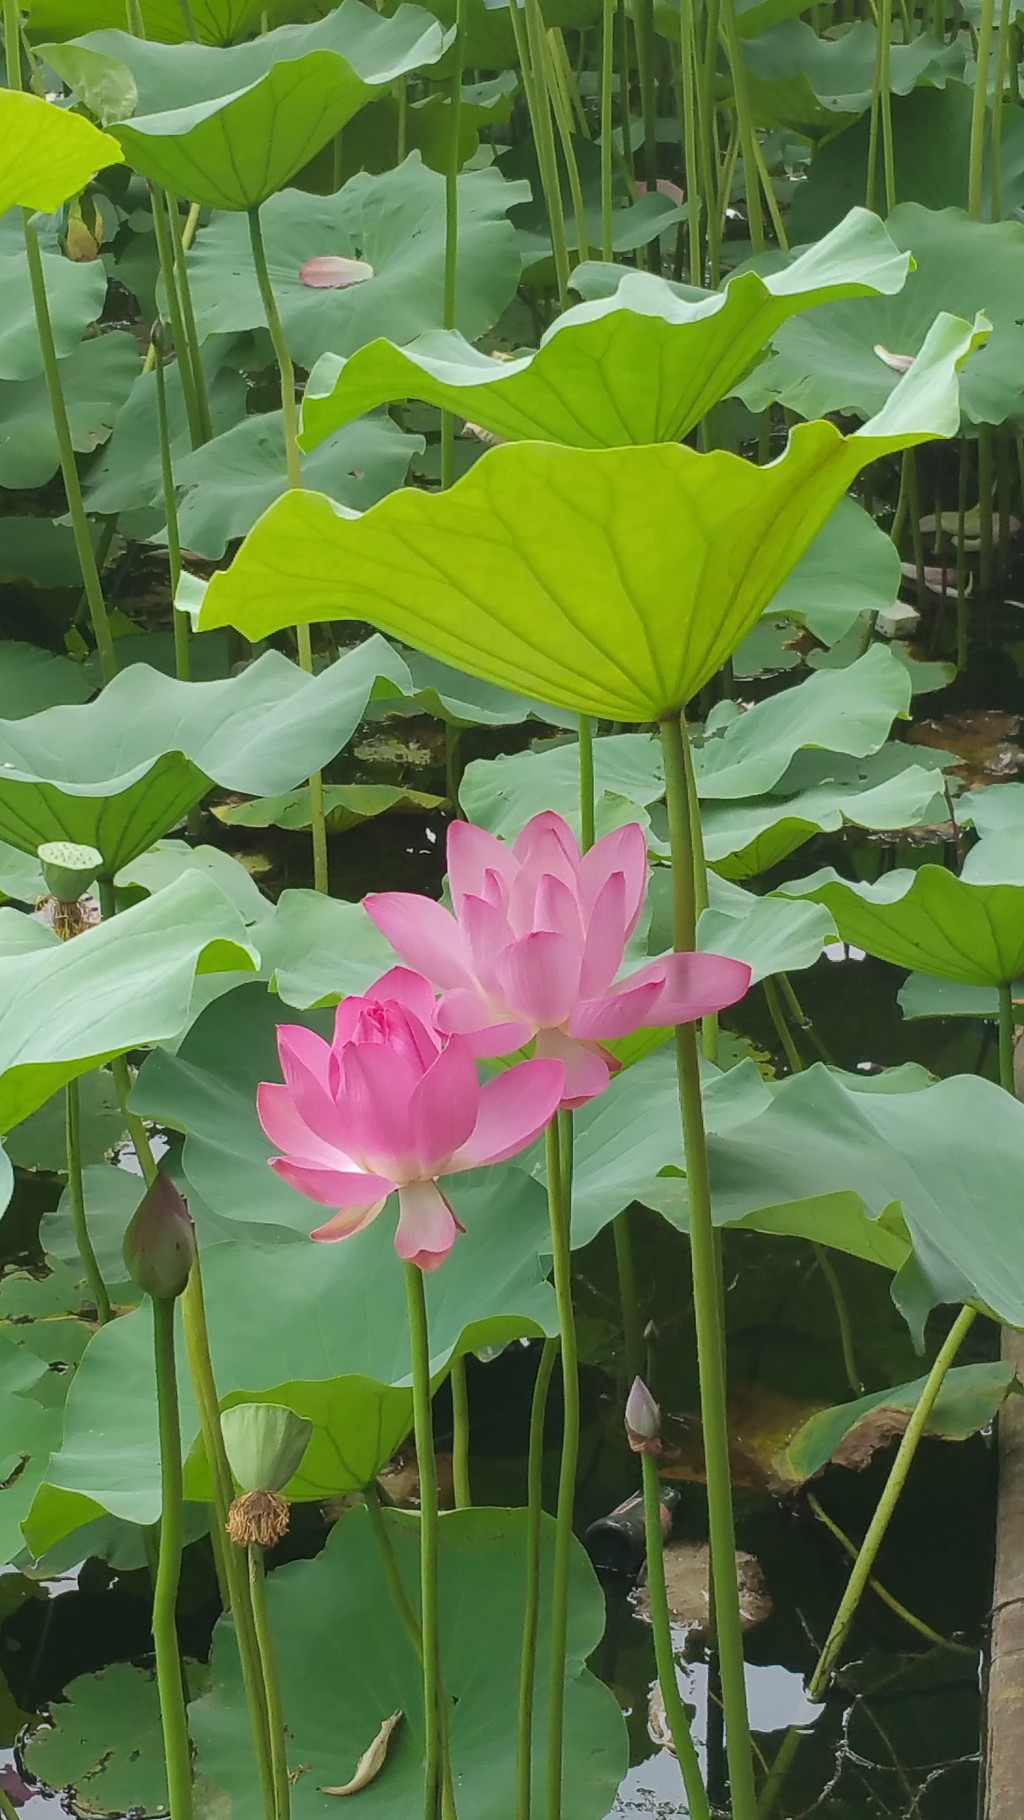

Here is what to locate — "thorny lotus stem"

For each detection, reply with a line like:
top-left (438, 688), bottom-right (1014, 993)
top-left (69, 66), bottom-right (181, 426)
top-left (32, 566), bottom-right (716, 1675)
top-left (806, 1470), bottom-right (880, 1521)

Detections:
top-left (660, 710), bottom-right (757, 1820)
top-left (152, 323), bottom-right (190, 683)
top-left (613, 1214), bottom-right (644, 1382)
top-left (151, 1295), bottom-right (195, 1820)
top-left (577, 715), bottom-right (596, 852)
top-left (640, 1450), bottom-right (711, 1820)
top-left (806, 1495), bottom-right (975, 1655)
top-left (758, 1303), bottom-right (978, 1817)
top-left (66, 1080), bottom-right (112, 1326)
top-left (405, 1263), bottom-right (444, 1820)
top-left (168, 192), bottom-right (213, 445)
top-left (450, 1355), bottom-right (472, 1508)
top-left (516, 1336), bottom-right (558, 1820)
top-left (150, 186), bottom-right (205, 452)
top-left (246, 204), bottom-right (329, 896)
top-left (999, 982), bottom-right (1016, 1094)
top-left (969, 0), bottom-right (998, 217)
top-left (544, 1113), bottom-right (580, 1820)
top-left (249, 1545), bottom-right (291, 1820)
top-left (521, 0), bottom-right (572, 305)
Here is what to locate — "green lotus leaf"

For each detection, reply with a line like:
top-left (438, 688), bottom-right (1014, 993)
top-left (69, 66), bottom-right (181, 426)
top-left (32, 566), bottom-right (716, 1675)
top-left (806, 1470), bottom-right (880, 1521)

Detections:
top-left (897, 973), bottom-right (1005, 1020)
top-left (373, 651), bottom-right (574, 730)
top-left (780, 1361), bottom-right (1017, 1487)
top-left (400, 0), bottom-right (601, 68)
top-left (254, 892), bottom-right (400, 1009)
top-left (769, 493), bottom-right (900, 644)
top-left (216, 782), bottom-right (445, 833)
top-left (40, 42), bottom-right (140, 127)
top-left (742, 205), bottom-right (1024, 428)
top-left (185, 160), bottom-right (528, 372)
top-left (0, 90), bottom-right (123, 216)
top-left (706, 1063), bottom-right (1024, 1335)
top-left (84, 4), bottom-right (447, 208)
top-left (776, 862), bottom-right (1024, 987)
top-left (0, 332), bottom-right (141, 491)
top-left (459, 734), bottom-right (666, 842)
top-left (83, 338), bottom-right (248, 518)
top-left (196, 311), bottom-right (984, 721)
top-left (697, 875), bottom-right (836, 980)
top-left (0, 869), bottom-right (255, 1131)
top-left (0, 247), bottom-right (107, 384)
top-left (741, 20), bottom-right (965, 142)
top-left (27, 0), bottom-right (272, 45)
top-left (23, 1664), bottom-right (177, 1817)
top-left (0, 644), bottom-right (93, 715)
top-left (0, 1332), bottom-right (64, 1567)
top-left (300, 206), bottom-right (909, 450)
top-left (192, 1505), bottom-right (625, 1820)
top-left (0, 638), bottom-right (406, 873)
top-left (956, 782), bottom-right (1024, 840)
top-left (44, 1166), bottom-right (557, 1523)
top-left (166, 409), bottom-right (423, 560)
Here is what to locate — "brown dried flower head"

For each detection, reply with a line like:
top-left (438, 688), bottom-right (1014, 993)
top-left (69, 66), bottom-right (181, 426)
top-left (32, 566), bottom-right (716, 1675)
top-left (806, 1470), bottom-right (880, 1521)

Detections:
top-left (227, 1488), bottom-right (291, 1549)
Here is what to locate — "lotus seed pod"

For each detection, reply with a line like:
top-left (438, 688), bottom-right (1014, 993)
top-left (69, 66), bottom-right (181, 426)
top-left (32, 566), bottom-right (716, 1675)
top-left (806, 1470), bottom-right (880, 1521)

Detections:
top-left (122, 1172), bottom-right (195, 1301)
top-left (220, 1401), bottom-right (313, 1494)
top-left (37, 841), bottom-right (102, 905)
top-left (227, 1488), bottom-right (292, 1548)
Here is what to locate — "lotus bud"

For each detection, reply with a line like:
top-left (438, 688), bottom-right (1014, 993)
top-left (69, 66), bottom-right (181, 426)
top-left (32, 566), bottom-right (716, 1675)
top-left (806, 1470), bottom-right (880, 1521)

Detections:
top-left (122, 1172), bottom-right (195, 1302)
top-left (625, 1376), bottom-right (662, 1455)
top-left (37, 840), bottom-right (102, 904)
top-left (221, 1403), bottom-right (313, 1549)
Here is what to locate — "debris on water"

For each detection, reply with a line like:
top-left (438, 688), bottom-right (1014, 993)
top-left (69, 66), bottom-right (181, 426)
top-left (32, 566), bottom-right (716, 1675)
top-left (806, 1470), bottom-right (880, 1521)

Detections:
top-left (631, 1540), bottom-right (772, 1640)
top-left (908, 711), bottom-right (1024, 784)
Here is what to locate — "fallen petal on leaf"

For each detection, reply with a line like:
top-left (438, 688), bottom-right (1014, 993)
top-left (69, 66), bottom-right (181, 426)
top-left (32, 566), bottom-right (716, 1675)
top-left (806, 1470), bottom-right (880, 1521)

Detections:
top-left (321, 1710), bottom-right (403, 1795)
top-left (300, 255), bottom-right (374, 290)
top-left (874, 343), bottom-right (915, 372)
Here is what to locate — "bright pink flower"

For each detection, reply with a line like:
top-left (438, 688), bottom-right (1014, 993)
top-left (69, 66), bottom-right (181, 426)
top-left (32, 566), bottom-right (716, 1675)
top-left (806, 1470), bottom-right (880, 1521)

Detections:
top-left (257, 968), bottom-right (564, 1272)
top-left (365, 813), bottom-right (751, 1106)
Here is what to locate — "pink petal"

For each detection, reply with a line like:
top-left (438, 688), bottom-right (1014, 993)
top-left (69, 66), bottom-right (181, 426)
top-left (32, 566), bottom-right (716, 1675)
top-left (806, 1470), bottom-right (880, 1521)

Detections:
top-left (395, 1179), bottom-right (461, 1271)
top-left (364, 892), bottom-right (476, 991)
top-left (512, 810), bottom-right (580, 869)
top-left (299, 254), bottom-right (374, 289)
top-left (257, 1081), bottom-right (353, 1169)
top-left (436, 988), bottom-right (534, 1056)
top-left (578, 823), bottom-right (648, 933)
top-left (337, 1043), bottom-right (419, 1178)
top-left (568, 978), bottom-right (664, 1040)
top-left (449, 1057), bottom-right (564, 1169)
top-left (493, 930), bottom-right (582, 1029)
top-left (447, 820), bottom-right (516, 915)
top-left (335, 968), bottom-right (438, 1046)
top-left (276, 1026), bottom-right (348, 1149)
top-left (535, 1027), bottom-right (615, 1106)
top-left (633, 952), bottom-right (752, 1025)
top-left (269, 1155), bottom-right (395, 1208)
top-left (408, 1037), bottom-right (480, 1176)
top-left (461, 893), bottom-right (515, 995)
top-left (533, 872), bottom-right (585, 949)
top-left (578, 871), bottom-right (629, 998)
top-left (312, 1199), bottom-right (388, 1242)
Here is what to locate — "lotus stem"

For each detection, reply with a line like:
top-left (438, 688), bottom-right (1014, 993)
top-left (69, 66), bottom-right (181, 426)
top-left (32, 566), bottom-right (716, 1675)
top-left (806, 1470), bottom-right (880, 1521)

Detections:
top-left (758, 1302), bottom-right (977, 1816)
top-left (679, 0), bottom-right (703, 281)
top-left (719, 0), bottom-right (765, 252)
top-left (516, 1336), bottom-right (558, 1820)
top-left (450, 1354), bottom-right (472, 1508)
top-left (542, 29), bottom-right (590, 267)
top-left (969, 0), bottom-right (997, 217)
top-left (640, 1449), bottom-right (711, 1819)
top-left (865, 0), bottom-right (896, 214)
top-left (613, 1213), bottom-right (644, 1381)
top-left (577, 715), bottom-right (596, 852)
top-left (813, 1245), bottom-right (862, 1395)
top-left (998, 982), bottom-right (1015, 1094)
top-left (763, 976), bottom-right (803, 1075)
top-left (806, 1495), bottom-right (975, 1654)
top-left (543, 1112), bottom-right (580, 1820)
top-left (150, 186), bottom-right (205, 451)
top-left (405, 1262), bottom-right (444, 1820)
top-left (660, 709), bottom-right (757, 1820)
top-left (248, 1544), bottom-right (291, 1820)
top-left (152, 321), bottom-right (190, 682)
top-left (599, 0), bottom-right (615, 260)
top-left (440, 0), bottom-right (465, 490)
top-left (168, 192), bottom-right (213, 444)
top-left (519, 0), bottom-right (572, 306)
top-left (126, 0), bottom-right (145, 32)
top-left (178, 0), bottom-right (200, 39)
top-left (247, 203), bottom-right (329, 897)
top-left (151, 1295), bottom-right (195, 1820)
top-left (65, 1081), bottom-right (112, 1326)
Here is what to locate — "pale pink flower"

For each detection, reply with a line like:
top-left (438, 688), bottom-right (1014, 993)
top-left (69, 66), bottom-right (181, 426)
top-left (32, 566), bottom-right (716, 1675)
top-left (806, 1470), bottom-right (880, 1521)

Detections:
top-left (366, 813), bottom-right (751, 1106)
top-left (257, 968), bottom-right (564, 1272)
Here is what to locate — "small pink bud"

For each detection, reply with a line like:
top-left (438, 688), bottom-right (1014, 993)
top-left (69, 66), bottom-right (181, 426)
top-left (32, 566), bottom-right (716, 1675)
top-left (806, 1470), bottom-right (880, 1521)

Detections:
top-left (299, 255), bottom-right (374, 290)
top-left (625, 1376), bottom-right (662, 1453)
top-left (123, 1172), bottom-right (196, 1301)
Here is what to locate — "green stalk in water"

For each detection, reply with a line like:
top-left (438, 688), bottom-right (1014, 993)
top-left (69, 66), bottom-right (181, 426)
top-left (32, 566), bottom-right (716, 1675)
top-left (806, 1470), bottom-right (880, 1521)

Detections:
top-left (406, 1263), bottom-right (444, 1820)
top-left (450, 1354), bottom-right (472, 1508)
top-left (440, 0), bottom-right (466, 490)
top-left (152, 320), bottom-right (190, 682)
top-left (543, 1114), bottom-right (580, 1820)
top-left (516, 1337), bottom-right (558, 1820)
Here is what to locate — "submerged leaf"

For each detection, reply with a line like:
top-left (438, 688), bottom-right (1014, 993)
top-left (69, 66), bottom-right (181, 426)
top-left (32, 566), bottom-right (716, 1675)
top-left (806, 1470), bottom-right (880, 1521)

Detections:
top-left (321, 1710), bottom-right (403, 1795)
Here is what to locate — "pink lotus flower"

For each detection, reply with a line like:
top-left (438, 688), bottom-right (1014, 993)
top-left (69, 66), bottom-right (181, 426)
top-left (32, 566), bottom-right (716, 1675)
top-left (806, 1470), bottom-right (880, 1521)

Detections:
top-left (257, 968), bottom-right (564, 1271)
top-left (366, 813), bottom-right (751, 1105)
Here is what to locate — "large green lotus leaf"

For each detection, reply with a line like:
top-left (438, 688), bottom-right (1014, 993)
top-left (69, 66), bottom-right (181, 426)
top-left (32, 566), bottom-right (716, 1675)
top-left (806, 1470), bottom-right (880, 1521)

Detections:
top-left (791, 84), bottom-right (1024, 241)
top-left (27, 0), bottom-right (271, 45)
top-left (781, 1361), bottom-right (1017, 1486)
top-left (0, 248), bottom-right (106, 383)
top-left (769, 492), bottom-right (900, 644)
top-left (702, 747), bottom-right (950, 879)
top-left (300, 206), bottom-right (909, 451)
top-left (196, 311), bottom-right (984, 721)
top-left (372, 651), bottom-right (575, 731)
top-left (23, 1664), bottom-right (172, 1818)
top-left (0, 638), bottom-right (405, 871)
top-left (460, 734), bottom-right (665, 842)
top-left (46, 1168), bottom-right (557, 1523)
top-left (117, 839), bottom-right (273, 928)
top-left (256, 890), bottom-right (399, 1009)
top-left (741, 21), bottom-right (965, 142)
top-left (742, 205), bottom-right (1024, 428)
top-left (193, 1505), bottom-right (625, 1820)
top-left (706, 1063), bottom-right (1024, 1332)
top-left (0, 332), bottom-right (140, 491)
top-left (0, 1329), bottom-right (66, 1567)
top-left (777, 863), bottom-right (1024, 987)
top-left (695, 644), bottom-right (911, 799)
top-left (216, 781), bottom-right (445, 833)
top-left (397, 0), bottom-right (601, 67)
top-left (167, 408), bottom-right (422, 560)
top-left (956, 782), bottom-right (1024, 840)
top-left (186, 160), bottom-right (528, 372)
top-left (0, 90), bottom-right (122, 216)
top-left (0, 523), bottom-right (107, 593)
top-left (0, 644), bottom-right (93, 716)
top-left (83, 338), bottom-right (248, 518)
top-left (697, 874), bottom-right (836, 979)
top-left (333, 71), bottom-right (517, 182)
top-left (0, 869), bottom-right (254, 1131)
